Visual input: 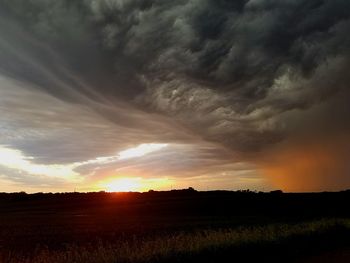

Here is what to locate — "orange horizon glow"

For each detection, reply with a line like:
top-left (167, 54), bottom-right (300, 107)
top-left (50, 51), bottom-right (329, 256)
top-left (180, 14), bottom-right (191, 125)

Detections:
top-left (261, 134), bottom-right (350, 192)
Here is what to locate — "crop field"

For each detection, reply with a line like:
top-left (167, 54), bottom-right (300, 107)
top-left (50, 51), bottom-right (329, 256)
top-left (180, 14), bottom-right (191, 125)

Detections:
top-left (1, 190), bottom-right (350, 262)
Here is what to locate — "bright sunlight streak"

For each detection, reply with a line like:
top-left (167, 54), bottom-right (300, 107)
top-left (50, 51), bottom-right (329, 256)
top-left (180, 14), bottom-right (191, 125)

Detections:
top-left (0, 143), bottom-right (169, 186)
top-left (0, 145), bottom-right (79, 179)
top-left (118, 143), bottom-right (168, 160)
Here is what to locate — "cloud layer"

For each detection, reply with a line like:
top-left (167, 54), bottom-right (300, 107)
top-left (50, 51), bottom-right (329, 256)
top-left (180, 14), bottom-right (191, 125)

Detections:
top-left (0, 0), bottom-right (349, 192)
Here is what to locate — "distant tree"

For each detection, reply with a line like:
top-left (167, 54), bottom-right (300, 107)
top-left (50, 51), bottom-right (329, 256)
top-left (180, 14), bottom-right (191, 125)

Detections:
top-left (238, 189), bottom-right (254, 193)
top-left (270, 190), bottom-right (283, 194)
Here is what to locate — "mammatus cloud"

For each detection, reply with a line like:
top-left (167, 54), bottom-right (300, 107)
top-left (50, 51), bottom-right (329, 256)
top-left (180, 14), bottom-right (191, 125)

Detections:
top-left (0, 0), bottom-right (349, 192)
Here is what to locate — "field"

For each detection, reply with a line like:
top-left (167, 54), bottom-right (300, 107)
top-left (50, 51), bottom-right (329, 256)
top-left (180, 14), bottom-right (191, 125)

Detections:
top-left (1, 190), bottom-right (350, 262)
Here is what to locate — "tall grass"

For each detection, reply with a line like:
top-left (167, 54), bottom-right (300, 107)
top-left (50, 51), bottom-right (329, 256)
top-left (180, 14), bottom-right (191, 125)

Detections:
top-left (2, 218), bottom-right (350, 263)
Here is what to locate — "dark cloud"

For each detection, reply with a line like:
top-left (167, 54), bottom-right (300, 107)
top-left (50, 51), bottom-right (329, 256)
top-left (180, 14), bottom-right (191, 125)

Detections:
top-left (0, 0), bottom-right (349, 191)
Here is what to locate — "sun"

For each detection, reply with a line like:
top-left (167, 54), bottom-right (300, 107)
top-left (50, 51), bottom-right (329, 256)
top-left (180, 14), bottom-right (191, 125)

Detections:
top-left (97, 176), bottom-right (173, 193)
top-left (103, 178), bottom-right (142, 192)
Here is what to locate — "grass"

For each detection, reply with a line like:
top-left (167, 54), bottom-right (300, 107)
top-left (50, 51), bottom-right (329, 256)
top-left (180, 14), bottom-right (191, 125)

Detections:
top-left (3, 218), bottom-right (350, 263)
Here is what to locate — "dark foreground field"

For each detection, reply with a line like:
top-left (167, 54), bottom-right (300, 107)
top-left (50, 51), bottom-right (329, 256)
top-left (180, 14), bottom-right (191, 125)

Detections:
top-left (1, 189), bottom-right (350, 262)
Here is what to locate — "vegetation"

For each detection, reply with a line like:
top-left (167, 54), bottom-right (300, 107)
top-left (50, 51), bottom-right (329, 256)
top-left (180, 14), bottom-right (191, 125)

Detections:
top-left (2, 219), bottom-right (350, 263)
top-left (1, 190), bottom-right (350, 262)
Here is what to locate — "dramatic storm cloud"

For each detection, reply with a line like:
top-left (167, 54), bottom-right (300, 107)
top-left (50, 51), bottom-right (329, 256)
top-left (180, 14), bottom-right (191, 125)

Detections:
top-left (0, 0), bottom-right (349, 192)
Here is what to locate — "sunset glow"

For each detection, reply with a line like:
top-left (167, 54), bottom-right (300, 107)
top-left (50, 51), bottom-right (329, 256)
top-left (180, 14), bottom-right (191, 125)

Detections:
top-left (103, 178), bottom-right (142, 192)
top-left (98, 177), bottom-right (173, 192)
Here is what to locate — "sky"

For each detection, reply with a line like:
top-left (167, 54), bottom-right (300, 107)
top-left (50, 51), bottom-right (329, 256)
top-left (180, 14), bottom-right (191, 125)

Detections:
top-left (0, 0), bottom-right (349, 193)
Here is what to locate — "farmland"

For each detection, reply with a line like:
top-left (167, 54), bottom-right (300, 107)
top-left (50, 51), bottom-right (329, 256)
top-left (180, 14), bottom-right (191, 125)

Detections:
top-left (1, 190), bottom-right (350, 262)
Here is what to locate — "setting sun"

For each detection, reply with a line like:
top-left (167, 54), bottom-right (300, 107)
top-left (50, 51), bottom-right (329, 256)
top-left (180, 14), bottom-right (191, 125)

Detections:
top-left (103, 178), bottom-right (141, 192)
top-left (97, 177), bottom-right (173, 192)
